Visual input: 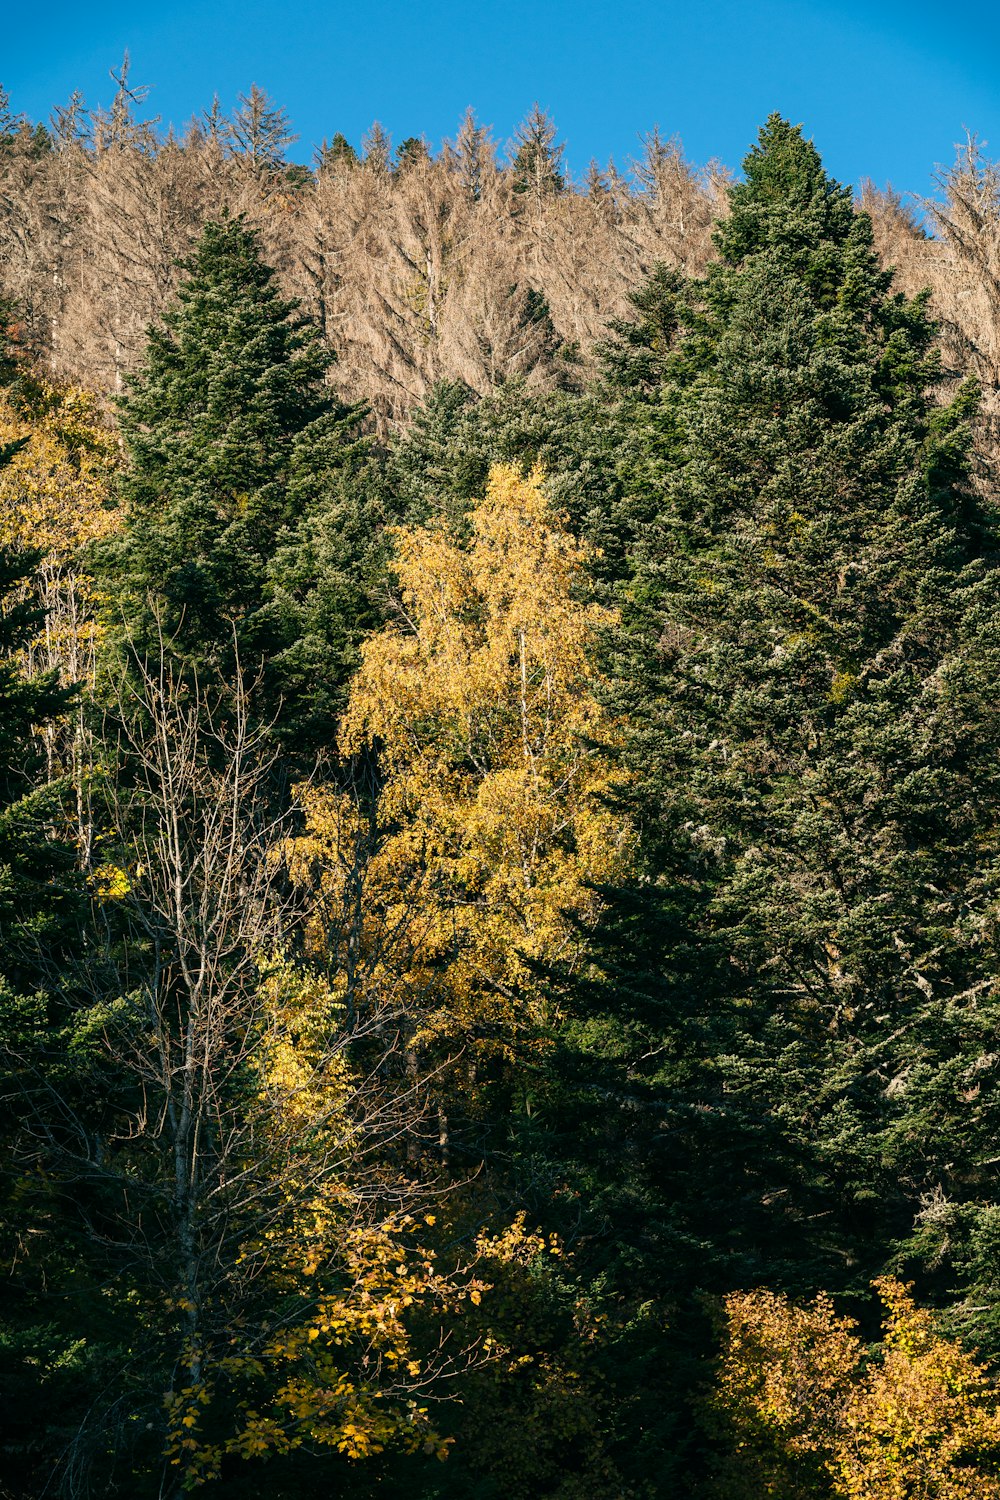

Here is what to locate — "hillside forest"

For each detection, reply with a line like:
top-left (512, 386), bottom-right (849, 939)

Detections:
top-left (5, 70), bottom-right (1000, 1498)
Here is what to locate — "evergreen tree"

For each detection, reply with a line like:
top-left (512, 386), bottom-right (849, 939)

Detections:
top-left (510, 104), bottom-right (566, 197)
top-left (316, 131), bottom-right (358, 170)
top-left (393, 135), bottom-right (429, 174)
top-left (540, 114), bottom-right (1000, 1482)
top-left (110, 216), bottom-right (382, 749)
top-left (389, 378), bottom-right (627, 575)
top-left (0, 518), bottom-right (76, 1001)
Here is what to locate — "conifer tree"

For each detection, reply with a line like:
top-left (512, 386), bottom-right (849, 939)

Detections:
top-left (110, 216), bottom-right (381, 748)
top-left (0, 548), bottom-right (75, 1004)
top-left (510, 104), bottom-right (565, 197)
top-left (0, 414), bottom-right (77, 997)
top-left (225, 82), bottom-right (296, 173)
top-left (542, 115), bottom-right (1000, 1482)
top-left (316, 131), bottom-right (358, 170)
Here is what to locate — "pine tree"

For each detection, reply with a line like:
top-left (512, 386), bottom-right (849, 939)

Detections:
top-left (110, 215), bottom-right (381, 748)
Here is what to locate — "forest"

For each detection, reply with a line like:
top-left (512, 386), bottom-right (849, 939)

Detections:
top-left (3, 65), bottom-right (1000, 1497)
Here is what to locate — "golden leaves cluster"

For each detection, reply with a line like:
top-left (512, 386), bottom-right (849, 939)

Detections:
top-left (162, 959), bottom-right (481, 1487)
top-left (0, 381), bottom-right (118, 677)
top-left (714, 1277), bottom-right (1000, 1498)
top-left (165, 1216), bottom-right (466, 1485)
top-left (290, 463), bottom-right (633, 1056)
top-left (0, 383), bottom-right (117, 559)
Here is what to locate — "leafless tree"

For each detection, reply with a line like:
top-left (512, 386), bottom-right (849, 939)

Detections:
top-left (4, 633), bottom-right (468, 1495)
top-left (924, 137), bottom-right (1000, 467)
top-left (56, 62), bottom-right (210, 390)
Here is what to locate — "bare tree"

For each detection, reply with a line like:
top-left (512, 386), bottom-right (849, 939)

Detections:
top-left (446, 108), bottom-right (496, 203)
top-left (5, 635), bottom-right (473, 1495)
top-left (13, 86), bottom-right (969, 436)
top-left (1, 85), bottom-right (730, 417)
top-left (0, 116), bottom-right (85, 364)
top-left (56, 58), bottom-right (205, 390)
top-left (626, 128), bottom-right (722, 276)
top-left (225, 82), bottom-right (297, 177)
top-left (923, 137), bottom-right (1000, 465)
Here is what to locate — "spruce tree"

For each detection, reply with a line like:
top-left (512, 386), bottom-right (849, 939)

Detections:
top-left (388, 378), bottom-right (627, 575)
top-left (110, 216), bottom-right (380, 748)
top-left (510, 104), bottom-right (566, 197)
top-left (541, 115), bottom-right (1000, 1482)
top-left (0, 572), bottom-right (75, 1006)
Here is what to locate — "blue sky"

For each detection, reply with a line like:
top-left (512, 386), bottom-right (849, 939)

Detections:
top-left (4, 1), bottom-right (999, 198)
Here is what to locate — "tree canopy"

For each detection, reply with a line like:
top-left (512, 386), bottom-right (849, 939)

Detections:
top-left (5, 110), bottom-right (1000, 1500)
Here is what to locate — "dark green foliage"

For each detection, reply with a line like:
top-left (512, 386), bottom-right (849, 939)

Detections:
top-left (598, 263), bottom-right (690, 398)
top-left (0, 544), bottom-right (76, 998)
top-left (572, 113), bottom-right (1000, 1361)
top-left (394, 135), bottom-right (429, 173)
top-left (318, 131), bottom-right (358, 169)
top-left (109, 215), bottom-right (383, 751)
top-left (0, 85), bottom-right (52, 157)
top-left (389, 378), bottom-right (631, 580)
top-left (459, 116), bottom-right (1000, 1493)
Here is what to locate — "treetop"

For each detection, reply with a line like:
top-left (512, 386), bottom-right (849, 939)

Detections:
top-left (717, 112), bottom-right (858, 263)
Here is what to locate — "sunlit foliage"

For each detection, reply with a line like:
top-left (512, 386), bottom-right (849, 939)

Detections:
top-left (713, 1279), bottom-right (1000, 1499)
top-left (290, 462), bottom-right (633, 1061)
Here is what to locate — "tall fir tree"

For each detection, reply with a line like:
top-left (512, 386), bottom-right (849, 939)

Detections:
top-left (510, 104), bottom-right (566, 197)
top-left (536, 115), bottom-right (1000, 1484)
top-left (109, 216), bottom-right (382, 750)
top-left (0, 475), bottom-right (77, 1002)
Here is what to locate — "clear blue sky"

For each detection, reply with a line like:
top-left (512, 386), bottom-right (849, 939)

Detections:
top-left (4, 0), bottom-right (999, 197)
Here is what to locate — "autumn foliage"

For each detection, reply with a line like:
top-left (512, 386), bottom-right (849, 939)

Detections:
top-left (713, 1280), bottom-right (1000, 1498)
top-left (0, 378), bottom-right (117, 680)
top-left (290, 463), bottom-right (632, 1063)
top-left (9, 100), bottom-right (1000, 1500)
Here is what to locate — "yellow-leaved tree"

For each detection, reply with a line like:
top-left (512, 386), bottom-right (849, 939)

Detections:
top-left (0, 380), bottom-right (118, 679)
top-left (712, 1277), bottom-right (1000, 1499)
top-left (288, 463), bottom-right (632, 1082)
top-left (164, 963), bottom-right (469, 1484)
top-left (164, 957), bottom-right (469, 1483)
top-left (279, 463), bottom-right (632, 1485)
top-left (0, 380), bottom-right (118, 855)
